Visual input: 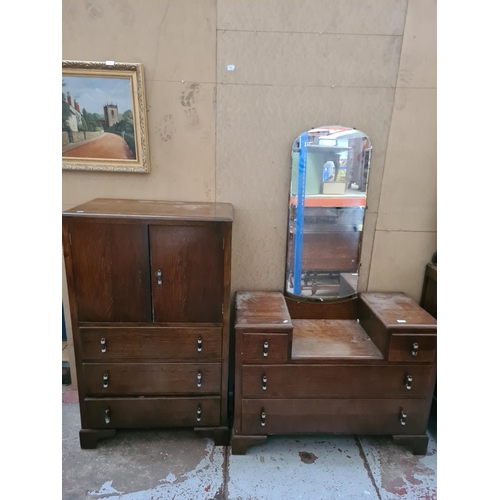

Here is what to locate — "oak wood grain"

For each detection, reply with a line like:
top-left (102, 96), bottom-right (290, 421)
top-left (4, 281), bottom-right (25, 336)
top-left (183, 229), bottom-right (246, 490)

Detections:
top-left (63, 200), bottom-right (233, 445)
top-left (84, 396), bottom-right (221, 428)
top-left (242, 333), bottom-right (290, 364)
top-left (150, 225), bottom-right (224, 323)
top-left (80, 327), bottom-right (222, 362)
top-left (388, 334), bottom-right (437, 363)
top-left (63, 198), bottom-right (233, 221)
top-left (83, 363), bottom-right (221, 396)
top-left (360, 292), bottom-right (437, 332)
top-left (235, 292), bottom-right (292, 329)
top-left (285, 295), bottom-right (357, 320)
top-left (241, 398), bottom-right (428, 435)
top-left (69, 221), bottom-right (151, 322)
top-left (242, 364), bottom-right (433, 399)
top-left (291, 320), bottom-right (383, 360)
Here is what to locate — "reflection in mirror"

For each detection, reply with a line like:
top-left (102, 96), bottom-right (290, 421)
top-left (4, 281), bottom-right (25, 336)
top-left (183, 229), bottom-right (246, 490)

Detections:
top-left (285, 125), bottom-right (372, 300)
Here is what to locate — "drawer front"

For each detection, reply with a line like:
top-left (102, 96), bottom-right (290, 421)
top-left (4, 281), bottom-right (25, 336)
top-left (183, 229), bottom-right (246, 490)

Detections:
top-left (84, 396), bottom-right (221, 429)
top-left (388, 334), bottom-right (436, 363)
top-left (241, 399), bottom-right (428, 435)
top-left (80, 327), bottom-right (221, 362)
top-left (241, 333), bottom-right (289, 364)
top-left (83, 363), bottom-right (221, 396)
top-left (242, 365), bottom-right (434, 399)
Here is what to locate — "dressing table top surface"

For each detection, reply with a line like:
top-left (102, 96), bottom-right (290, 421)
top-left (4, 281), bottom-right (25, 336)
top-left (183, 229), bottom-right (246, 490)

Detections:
top-left (292, 319), bottom-right (383, 361)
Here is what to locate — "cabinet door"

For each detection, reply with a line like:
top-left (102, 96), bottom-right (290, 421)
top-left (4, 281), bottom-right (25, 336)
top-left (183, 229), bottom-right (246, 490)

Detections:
top-left (69, 222), bottom-right (151, 322)
top-left (150, 225), bottom-right (224, 322)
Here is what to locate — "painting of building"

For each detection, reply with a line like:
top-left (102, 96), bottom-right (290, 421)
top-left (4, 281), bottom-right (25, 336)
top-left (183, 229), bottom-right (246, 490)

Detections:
top-left (104, 104), bottom-right (119, 128)
top-left (62, 75), bottom-right (137, 160)
top-left (65, 92), bottom-right (82, 132)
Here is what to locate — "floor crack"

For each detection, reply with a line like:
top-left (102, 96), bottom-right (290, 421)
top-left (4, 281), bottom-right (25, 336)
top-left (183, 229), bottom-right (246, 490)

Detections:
top-left (355, 436), bottom-right (382, 500)
top-left (222, 444), bottom-right (230, 500)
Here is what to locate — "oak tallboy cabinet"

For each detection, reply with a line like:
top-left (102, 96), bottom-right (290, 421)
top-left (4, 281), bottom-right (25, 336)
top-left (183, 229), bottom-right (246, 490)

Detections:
top-left (62, 199), bottom-right (233, 448)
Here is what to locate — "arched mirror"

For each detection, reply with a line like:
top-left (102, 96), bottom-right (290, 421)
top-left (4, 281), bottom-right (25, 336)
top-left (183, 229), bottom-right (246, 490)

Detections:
top-left (285, 125), bottom-right (372, 300)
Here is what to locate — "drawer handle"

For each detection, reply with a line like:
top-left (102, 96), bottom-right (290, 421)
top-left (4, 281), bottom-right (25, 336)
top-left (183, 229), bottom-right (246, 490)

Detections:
top-left (411, 342), bottom-right (419, 357)
top-left (405, 374), bottom-right (413, 390)
top-left (197, 404), bottom-right (202, 422)
top-left (263, 341), bottom-right (269, 357)
top-left (262, 374), bottom-right (267, 391)
top-left (156, 269), bottom-right (163, 285)
top-left (101, 338), bottom-right (106, 353)
top-left (261, 410), bottom-right (266, 427)
top-left (104, 408), bottom-right (111, 425)
top-left (102, 373), bottom-right (109, 389)
top-left (197, 372), bottom-right (202, 388)
top-left (197, 337), bottom-right (202, 353)
top-left (400, 410), bottom-right (407, 426)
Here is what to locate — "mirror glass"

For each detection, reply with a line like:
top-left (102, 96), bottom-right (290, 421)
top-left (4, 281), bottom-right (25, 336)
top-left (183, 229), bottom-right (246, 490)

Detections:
top-left (285, 125), bottom-right (372, 300)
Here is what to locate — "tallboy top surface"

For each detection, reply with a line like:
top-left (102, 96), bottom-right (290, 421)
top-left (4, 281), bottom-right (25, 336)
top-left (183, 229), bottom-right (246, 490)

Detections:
top-left (63, 198), bottom-right (234, 222)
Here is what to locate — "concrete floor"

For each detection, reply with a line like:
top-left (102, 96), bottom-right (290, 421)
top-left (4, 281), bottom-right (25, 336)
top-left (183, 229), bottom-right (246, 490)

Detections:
top-left (62, 386), bottom-right (436, 500)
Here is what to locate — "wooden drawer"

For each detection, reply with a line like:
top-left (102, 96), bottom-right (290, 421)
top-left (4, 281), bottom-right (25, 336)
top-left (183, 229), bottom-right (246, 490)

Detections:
top-left (241, 398), bottom-right (428, 435)
top-left (241, 333), bottom-right (289, 364)
top-left (84, 396), bottom-right (221, 429)
top-left (388, 334), bottom-right (436, 363)
top-left (83, 363), bottom-right (221, 396)
top-left (241, 364), bottom-right (434, 399)
top-left (80, 327), bottom-right (221, 362)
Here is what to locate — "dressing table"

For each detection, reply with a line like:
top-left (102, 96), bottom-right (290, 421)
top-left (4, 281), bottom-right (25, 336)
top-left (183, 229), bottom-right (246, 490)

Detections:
top-left (231, 126), bottom-right (436, 455)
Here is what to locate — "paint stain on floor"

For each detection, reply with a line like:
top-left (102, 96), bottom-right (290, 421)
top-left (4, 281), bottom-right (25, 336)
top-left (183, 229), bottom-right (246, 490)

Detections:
top-left (88, 443), bottom-right (225, 500)
top-left (298, 451), bottom-right (318, 464)
top-left (359, 435), bottom-right (437, 500)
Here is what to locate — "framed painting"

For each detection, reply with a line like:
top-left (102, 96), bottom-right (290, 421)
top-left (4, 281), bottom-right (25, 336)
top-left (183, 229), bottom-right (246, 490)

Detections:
top-left (62, 61), bottom-right (150, 173)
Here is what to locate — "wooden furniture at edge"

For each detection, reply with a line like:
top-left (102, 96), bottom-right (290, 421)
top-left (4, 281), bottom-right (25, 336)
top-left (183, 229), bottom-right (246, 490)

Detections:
top-left (420, 260), bottom-right (437, 413)
top-left (232, 291), bottom-right (437, 455)
top-left (62, 198), bottom-right (233, 449)
top-left (420, 262), bottom-right (437, 320)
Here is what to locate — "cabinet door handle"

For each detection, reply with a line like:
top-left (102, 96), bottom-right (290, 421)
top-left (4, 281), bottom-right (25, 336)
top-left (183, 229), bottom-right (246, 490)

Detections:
top-left (263, 341), bottom-right (269, 357)
top-left (101, 338), bottom-right (107, 353)
top-left (405, 374), bottom-right (413, 390)
top-left (103, 373), bottom-right (109, 389)
top-left (411, 342), bottom-right (419, 357)
top-left (197, 372), bottom-right (202, 388)
top-left (155, 269), bottom-right (163, 285)
top-left (197, 337), bottom-right (202, 352)
top-left (400, 410), bottom-right (407, 426)
top-left (197, 404), bottom-right (202, 422)
top-left (104, 408), bottom-right (111, 425)
top-left (262, 375), bottom-right (267, 391)
top-left (261, 410), bottom-right (266, 427)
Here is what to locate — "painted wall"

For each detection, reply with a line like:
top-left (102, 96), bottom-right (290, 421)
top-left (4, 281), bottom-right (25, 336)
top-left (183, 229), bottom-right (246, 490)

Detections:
top-left (214, 0), bottom-right (436, 300)
top-left (62, 1), bottom-right (436, 383)
top-left (62, 0), bottom-right (217, 209)
top-left (366, 0), bottom-right (437, 302)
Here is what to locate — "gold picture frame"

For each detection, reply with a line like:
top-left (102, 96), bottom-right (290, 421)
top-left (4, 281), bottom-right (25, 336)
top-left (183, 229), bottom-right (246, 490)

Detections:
top-left (62, 60), bottom-right (150, 173)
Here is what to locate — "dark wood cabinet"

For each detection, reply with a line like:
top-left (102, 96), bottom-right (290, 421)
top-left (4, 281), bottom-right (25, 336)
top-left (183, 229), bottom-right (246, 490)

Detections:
top-left (149, 225), bottom-right (224, 323)
top-left (63, 198), bottom-right (233, 448)
top-left (232, 291), bottom-right (436, 456)
top-left (69, 222), bottom-right (152, 322)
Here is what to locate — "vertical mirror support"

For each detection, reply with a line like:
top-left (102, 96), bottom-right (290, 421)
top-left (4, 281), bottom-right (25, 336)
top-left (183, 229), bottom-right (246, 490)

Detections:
top-left (293, 131), bottom-right (308, 296)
